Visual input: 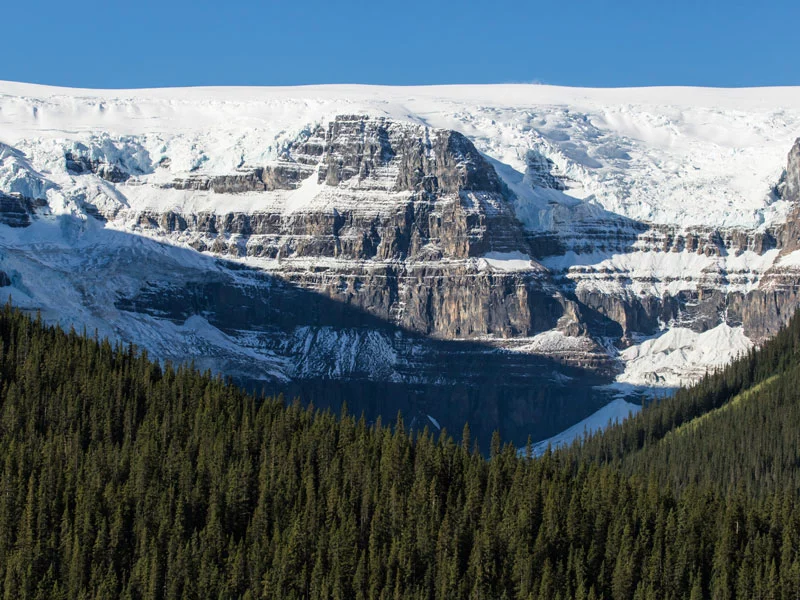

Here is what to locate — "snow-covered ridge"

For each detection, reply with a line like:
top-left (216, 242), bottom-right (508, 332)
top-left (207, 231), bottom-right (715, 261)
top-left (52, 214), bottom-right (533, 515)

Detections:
top-left (1, 80), bottom-right (800, 423)
top-left (2, 80), bottom-right (800, 228)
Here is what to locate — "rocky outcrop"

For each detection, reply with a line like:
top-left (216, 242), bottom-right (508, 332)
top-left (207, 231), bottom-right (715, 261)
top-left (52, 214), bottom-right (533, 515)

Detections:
top-left (780, 138), bottom-right (800, 204)
top-left (727, 286), bottom-right (800, 340)
top-left (136, 117), bottom-right (529, 267)
top-left (65, 151), bottom-right (130, 183)
top-left (525, 140), bottom-right (800, 343)
top-left (110, 260), bottom-right (612, 447)
top-left (165, 163), bottom-right (322, 194)
top-left (281, 264), bottom-right (563, 339)
top-left (107, 122), bottom-right (800, 363)
top-left (771, 140), bottom-right (800, 257)
top-left (124, 117), bottom-right (563, 343)
top-left (642, 225), bottom-right (779, 256)
top-left (531, 217), bottom-right (780, 261)
top-left (0, 192), bottom-right (46, 227)
top-left (167, 168), bottom-right (279, 193)
top-left (318, 116), bottom-right (505, 194)
top-left (525, 149), bottom-right (568, 191)
top-left (133, 194), bottom-right (527, 262)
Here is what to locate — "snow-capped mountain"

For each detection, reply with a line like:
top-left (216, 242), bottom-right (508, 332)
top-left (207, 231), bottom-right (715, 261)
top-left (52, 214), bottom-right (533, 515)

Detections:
top-left (2, 81), bottom-right (800, 446)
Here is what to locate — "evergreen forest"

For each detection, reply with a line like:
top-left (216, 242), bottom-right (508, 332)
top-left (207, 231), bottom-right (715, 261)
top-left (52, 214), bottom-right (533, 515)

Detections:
top-left (2, 304), bottom-right (800, 598)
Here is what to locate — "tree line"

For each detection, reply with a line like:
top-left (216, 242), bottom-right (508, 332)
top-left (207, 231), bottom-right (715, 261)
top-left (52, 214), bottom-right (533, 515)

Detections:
top-left (2, 304), bottom-right (800, 598)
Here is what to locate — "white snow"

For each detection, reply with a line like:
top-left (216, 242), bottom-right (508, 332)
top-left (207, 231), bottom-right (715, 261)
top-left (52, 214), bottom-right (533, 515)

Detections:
top-left (618, 323), bottom-right (753, 388)
top-left (778, 250), bottom-right (800, 267)
top-left (1, 81), bottom-right (799, 230)
top-left (524, 398), bottom-right (642, 456)
top-left (479, 251), bottom-right (535, 272)
top-left (510, 330), bottom-right (594, 354)
top-left (283, 171), bottom-right (325, 213)
top-left (427, 415), bottom-right (441, 430)
top-left (544, 247), bottom-right (785, 296)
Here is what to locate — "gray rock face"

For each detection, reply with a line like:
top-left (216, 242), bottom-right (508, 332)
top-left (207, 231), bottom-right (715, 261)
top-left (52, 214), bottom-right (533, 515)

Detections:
top-left (8, 112), bottom-right (800, 444)
top-left (110, 259), bottom-right (612, 447)
top-left (284, 264), bottom-right (564, 339)
top-left (727, 286), bottom-right (800, 340)
top-left (0, 192), bottom-right (45, 227)
top-left (781, 138), bottom-right (800, 204)
top-left (65, 151), bottom-right (130, 183)
top-left (550, 223), bottom-right (797, 342)
top-left (644, 225), bottom-right (778, 256)
top-left (710, 143), bottom-right (800, 340)
top-left (126, 117), bottom-right (563, 344)
top-left (318, 116), bottom-right (505, 194)
top-left (535, 140), bottom-right (800, 344)
top-left (103, 121), bottom-right (800, 363)
top-left (524, 149), bottom-right (568, 191)
top-left (166, 169), bottom-right (275, 193)
top-left (164, 161), bottom-right (320, 194)
top-left (773, 141), bottom-right (800, 257)
top-left (135, 194), bottom-right (525, 262)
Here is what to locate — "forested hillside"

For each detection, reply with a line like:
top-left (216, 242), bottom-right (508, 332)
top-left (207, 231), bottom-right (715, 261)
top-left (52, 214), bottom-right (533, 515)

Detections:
top-left (573, 309), bottom-right (800, 498)
top-left (2, 305), bottom-right (800, 599)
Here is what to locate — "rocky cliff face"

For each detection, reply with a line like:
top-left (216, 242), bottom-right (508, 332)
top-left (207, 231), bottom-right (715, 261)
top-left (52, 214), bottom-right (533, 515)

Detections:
top-left (781, 139), bottom-right (800, 205)
top-left (121, 116), bottom-right (566, 344)
top-left (2, 83), bottom-right (800, 447)
top-left (0, 192), bottom-right (46, 227)
top-left (105, 127), bottom-right (800, 379)
top-left (529, 139), bottom-right (800, 345)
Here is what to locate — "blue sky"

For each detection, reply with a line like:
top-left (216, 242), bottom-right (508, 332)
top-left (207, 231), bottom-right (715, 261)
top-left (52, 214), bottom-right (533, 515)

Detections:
top-left (5, 0), bottom-right (799, 88)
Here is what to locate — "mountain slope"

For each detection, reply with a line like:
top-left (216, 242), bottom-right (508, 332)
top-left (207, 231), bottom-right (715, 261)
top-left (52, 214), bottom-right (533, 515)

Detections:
top-left (3, 82), bottom-right (800, 445)
top-left (570, 306), bottom-right (800, 499)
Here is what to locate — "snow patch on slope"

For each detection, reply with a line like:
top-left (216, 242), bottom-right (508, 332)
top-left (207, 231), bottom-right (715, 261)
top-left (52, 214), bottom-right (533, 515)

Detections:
top-left (618, 323), bottom-right (753, 388)
top-left (479, 251), bottom-right (534, 272)
top-left (777, 250), bottom-right (800, 267)
top-left (284, 171), bottom-right (324, 213)
top-left (287, 326), bottom-right (400, 380)
top-left (524, 398), bottom-right (642, 456)
top-left (0, 143), bottom-right (55, 200)
top-left (511, 330), bottom-right (593, 353)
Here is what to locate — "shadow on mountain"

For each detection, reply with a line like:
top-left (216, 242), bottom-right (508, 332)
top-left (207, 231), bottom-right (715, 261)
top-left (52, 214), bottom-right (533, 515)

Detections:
top-left (486, 152), bottom-right (668, 341)
top-left (115, 250), bottom-right (615, 450)
top-left (0, 214), bottom-right (625, 450)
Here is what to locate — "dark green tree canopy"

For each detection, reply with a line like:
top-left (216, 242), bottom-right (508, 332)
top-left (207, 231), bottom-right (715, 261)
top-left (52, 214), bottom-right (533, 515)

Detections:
top-left (2, 304), bottom-right (800, 599)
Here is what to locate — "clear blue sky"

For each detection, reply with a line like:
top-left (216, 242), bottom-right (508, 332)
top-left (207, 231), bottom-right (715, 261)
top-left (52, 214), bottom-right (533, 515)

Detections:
top-left (5, 0), bottom-right (800, 88)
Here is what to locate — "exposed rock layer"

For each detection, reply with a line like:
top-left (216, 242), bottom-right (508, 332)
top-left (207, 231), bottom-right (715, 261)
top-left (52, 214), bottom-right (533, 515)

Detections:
top-left (114, 129), bottom-right (800, 353)
top-left (3, 116), bottom-right (800, 447)
top-left (0, 192), bottom-right (46, 227)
